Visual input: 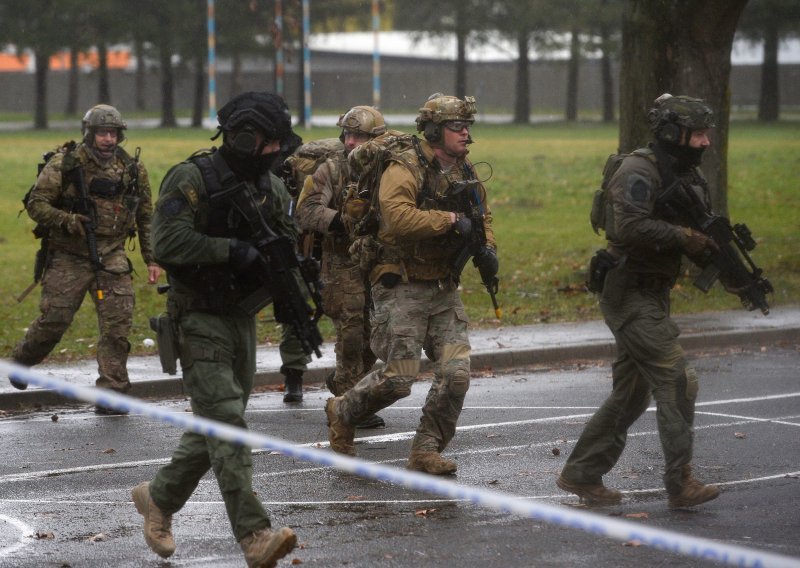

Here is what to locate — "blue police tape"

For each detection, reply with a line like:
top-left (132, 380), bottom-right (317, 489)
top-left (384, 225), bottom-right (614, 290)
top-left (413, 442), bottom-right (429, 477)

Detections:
top-left (3, 361), bottom-right (799, 568)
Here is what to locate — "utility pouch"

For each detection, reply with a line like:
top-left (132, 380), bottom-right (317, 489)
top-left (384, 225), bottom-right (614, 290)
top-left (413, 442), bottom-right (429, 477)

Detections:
top-left (600, 255), bottom-right (628, 307)
top-left (587, 249), bottom-right (618, 293)
top-left (149, 313), bottom-right (179, 375)
top-left (590, 190), bottom-right (605, 235)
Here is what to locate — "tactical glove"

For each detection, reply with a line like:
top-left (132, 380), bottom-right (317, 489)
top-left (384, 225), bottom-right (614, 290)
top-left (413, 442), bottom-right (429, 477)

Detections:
top-left (63, 213), bottom-right (90, 237)
top-left (452, 213), bottom-right (472, 239)
top-left (681, 227), bottom-right (719, 257)
top-left (229, 238), bottom-right (267, 273)
top-left (473, 247), bottom-right (499, 283)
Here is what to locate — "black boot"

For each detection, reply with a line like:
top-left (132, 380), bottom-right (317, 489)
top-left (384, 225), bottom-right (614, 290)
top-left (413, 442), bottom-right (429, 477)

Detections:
top-left (282, 367), bottom-right (303, 403)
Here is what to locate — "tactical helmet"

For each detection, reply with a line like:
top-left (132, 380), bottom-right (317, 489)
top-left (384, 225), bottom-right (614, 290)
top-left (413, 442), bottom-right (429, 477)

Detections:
top-left (648, 93), bottom-right (715, 144)
top-left (216, 91), bottom-right (293, 157)
top-left (81, 104), bottom-right (126, 143)
top-left (415, 93), bottom-right (476, 143)
top-left (337, 106), bottom-right (387, 139)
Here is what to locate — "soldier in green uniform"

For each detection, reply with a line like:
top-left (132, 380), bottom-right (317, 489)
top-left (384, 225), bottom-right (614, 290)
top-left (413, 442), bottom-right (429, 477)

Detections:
top-left (325, 93), bottom-right (498, 475)
top-left (130, 92), bottom-right (298, 567)
top-left (295, 106), bottom-right (386, 428)
top-left (11, 105), bottom-right (161, 413)
top-left (557, 94), bottom-right (722, 508)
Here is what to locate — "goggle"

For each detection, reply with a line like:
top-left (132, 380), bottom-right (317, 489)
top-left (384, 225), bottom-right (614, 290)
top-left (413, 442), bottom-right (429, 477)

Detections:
top-left (443, 120), bottom-right (472, 132)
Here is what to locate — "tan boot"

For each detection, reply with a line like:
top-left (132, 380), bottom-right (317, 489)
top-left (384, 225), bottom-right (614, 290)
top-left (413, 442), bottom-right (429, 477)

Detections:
top-left (325, 397), bottom-right (355, 456)
top-left (240, 526), bottom-right (297, 568)
top-left (131, 482), bottom-right (176, 558)
top-left (668, 465), bottom-right (720, 508)
top-left (556, 475), bottom-right (622, 506)
top-left (407, 451), bottom-right (457, 475)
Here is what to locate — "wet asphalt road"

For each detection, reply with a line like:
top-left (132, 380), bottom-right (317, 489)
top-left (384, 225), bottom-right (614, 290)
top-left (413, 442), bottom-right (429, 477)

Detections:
top-left (1, 345), bottom-right (799, 568)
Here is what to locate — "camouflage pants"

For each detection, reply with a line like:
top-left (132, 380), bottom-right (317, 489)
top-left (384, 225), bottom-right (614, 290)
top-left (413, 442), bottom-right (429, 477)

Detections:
top-left (149, 310), bottom-right (270, 541)
top-left (560, 288), bottom-right (698, 494)
top-left (320, 252), bottom-right (375, 395)
top-left (336, 280), bottom-right (471, 453)
top-left (13, 249), bottom-right (134, 392)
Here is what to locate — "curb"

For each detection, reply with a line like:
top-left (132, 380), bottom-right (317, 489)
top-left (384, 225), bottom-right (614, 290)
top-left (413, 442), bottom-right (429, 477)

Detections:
top-left (3, 325), bottom-right (798, 412)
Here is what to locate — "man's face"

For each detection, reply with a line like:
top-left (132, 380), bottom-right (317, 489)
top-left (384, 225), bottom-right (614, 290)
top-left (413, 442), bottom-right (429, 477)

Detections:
top-left (254, 130), bottom-right (280, 155)
top-left (343, 130), bottom-right (370, 154)
top-left (92, 127), bottom-right (119, 160)
top-left (687, 128), bottom-right (712, 149)
top-left (440, 120), bottom-right (471, 157)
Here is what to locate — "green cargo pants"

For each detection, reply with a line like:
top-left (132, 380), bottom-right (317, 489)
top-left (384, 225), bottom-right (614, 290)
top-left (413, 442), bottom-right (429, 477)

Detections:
top-left (560, 287), bottom-right (698, 494)
top-left (148, 310), bottom-right (270, 541)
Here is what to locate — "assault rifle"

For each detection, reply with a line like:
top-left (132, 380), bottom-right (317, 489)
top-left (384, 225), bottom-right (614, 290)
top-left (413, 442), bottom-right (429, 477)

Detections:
top-left (229, 187), bottom-right (324, 358)
top-left (652, 147), bottom-right (772, 315)
top-left (73, 167), bottom-right (105, 301)
top-left (451, 179), bottom-right (501, 319)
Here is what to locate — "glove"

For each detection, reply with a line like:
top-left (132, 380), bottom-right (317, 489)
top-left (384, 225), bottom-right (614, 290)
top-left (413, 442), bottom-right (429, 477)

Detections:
top-left (681, 228), bottom-right (719, 257)
top-left (452, 213), bottom-right (472, 239)
top-left (473, 247), bottom-right (499, 283)
top-left (229, 238), bottom-right (266, 273)
top-left (328, 212), bottom-right (346, 234)
top-left (64, 213), bottom-right (90, 237)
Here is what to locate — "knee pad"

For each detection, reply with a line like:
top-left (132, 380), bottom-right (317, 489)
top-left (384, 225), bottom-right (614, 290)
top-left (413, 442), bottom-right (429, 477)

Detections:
top-left (448, 364), bottom-right (471, 397)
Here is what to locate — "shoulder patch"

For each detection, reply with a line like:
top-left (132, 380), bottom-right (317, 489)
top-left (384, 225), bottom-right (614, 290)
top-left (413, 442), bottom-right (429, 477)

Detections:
top-left (159, 196), bottom-right (187, 217)
top-left (625, 173), bottom-right (652, 204)
top-left (182, 186), bottom-right (199, 207)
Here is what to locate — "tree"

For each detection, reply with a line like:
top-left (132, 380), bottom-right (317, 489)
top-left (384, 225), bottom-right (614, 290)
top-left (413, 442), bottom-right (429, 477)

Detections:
top-left (738, 0), bottom-right (800, 121)
top-left (619, 0), bottom-right (748, 215)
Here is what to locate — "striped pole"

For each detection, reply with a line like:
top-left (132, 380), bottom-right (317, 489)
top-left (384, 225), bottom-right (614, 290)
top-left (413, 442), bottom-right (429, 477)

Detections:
top-left (207, 0), bottom-right (217, 123)
top-left (302, 0), bottom-right (312, 127)
top-left (372, 0), bottom-right (381, 108)
top-left (274, 0), bottom-right (284, 97)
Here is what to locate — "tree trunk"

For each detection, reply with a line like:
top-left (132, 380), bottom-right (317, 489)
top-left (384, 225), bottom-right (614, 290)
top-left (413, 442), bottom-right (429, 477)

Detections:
top-left (757, 24), bottom-right (779, 122)
top-left (134, 38), bottom-right (146, 111)
top-left (192, 56), bottom-right (205, 127)
top-left (565, 26), bottom-right (580, 121)
top-left (619, 0), bottom-right (747, 216)
top-left (513, 31), bottom-right (530, 124)
top-left (600, 25), bottom-right (614, 122)
top-left (34, 49), bottom-right (49, 130)
top-left (97, 43), bottom-right (111, 104)
top-left (159, 46), bottom-right (176, 127)
top-left (65, 46), bottom-right (79, 116)
top-left (454, 4), bottom-right (467, 98)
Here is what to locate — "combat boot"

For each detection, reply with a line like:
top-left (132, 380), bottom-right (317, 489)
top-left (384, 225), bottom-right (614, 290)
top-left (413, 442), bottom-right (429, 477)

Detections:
top-left (282, 367), bottom-right (303, 403)
top-left (407, 451), bottom-right (457, 475)
top-left (556, 475), bottom-right (622, 506)
top-left (131, 482), bottom-right (176, 558)
top-left (325, 397), bottom-right (355, 456)
top-left (356, 413), bottom-right (386, 429)
top-left (10, 354), bottom-right (28, 390)
top-left (240, 526), bottom-right (297, 568)
top-left (668, 465), bottom-right (720, 508)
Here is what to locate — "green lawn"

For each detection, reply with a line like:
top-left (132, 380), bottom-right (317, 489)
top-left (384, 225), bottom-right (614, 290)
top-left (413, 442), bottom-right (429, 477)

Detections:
top-left (1, 121), bottom-right (797, 362)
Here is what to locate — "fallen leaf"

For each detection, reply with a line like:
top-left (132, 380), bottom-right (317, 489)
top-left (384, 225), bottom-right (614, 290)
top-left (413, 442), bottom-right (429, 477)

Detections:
top-left (622, 540), bottom-right (642, 547)
top-left (51, 414), bottom-right (59, 422)
top-left (488, 479), bottom-right (500, 485)
top-left (345, 495), bottom-right (364, 501)
top-left (87, 533), bottom-right (107, 542)
top-left (734, 432), bottom-right (747, 439)
top-left (625, 512), bottom-right (649, 519)
top-left (291, 559), bottom-right (303, 565)
top-left (415, 508), bottom-right (437, 517)
top-left (551, 447), bottom-right (561, 456)
top-left (101, 448), bottom-right (116, 454)
top-left (35, 531), bottom-right (55, 540)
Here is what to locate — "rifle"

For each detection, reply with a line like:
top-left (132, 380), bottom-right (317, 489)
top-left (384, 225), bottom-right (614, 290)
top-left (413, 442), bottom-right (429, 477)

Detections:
top-left (229, 187), bottom-right (324, 358)
top-left (72, 167), bottom-right (105, 301)
top-left (652, 146), bottom-right (772, 316)
top-left (16, 236), bottom-right (49, 303)
top-left (451, 179), bottom-right (501, 319)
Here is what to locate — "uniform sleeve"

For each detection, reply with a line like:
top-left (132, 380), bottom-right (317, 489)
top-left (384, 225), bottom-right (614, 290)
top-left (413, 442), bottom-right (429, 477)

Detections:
top-left (609, 156), bottom-right (686, 251)
top-left (151, 163), bottom-right (230, 267)
top-left (379, 162), bottom-right (452, 240)
top-left (25, 153), bottom-right (71, 231)
top-left (294, 159), bottom-right (338, 233)
top-left (134, 160), bottom-right (156, 265)
top-left (267, 173), bottom-right (298, 241)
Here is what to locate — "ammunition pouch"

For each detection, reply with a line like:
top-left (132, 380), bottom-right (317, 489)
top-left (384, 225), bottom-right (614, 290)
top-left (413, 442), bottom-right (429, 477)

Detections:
top-left (586, 249), bottom-right (619, 293)
top-left (149, 313), bottom-right (179, 375)
top-left (89, 177), bottom-right (122, 198)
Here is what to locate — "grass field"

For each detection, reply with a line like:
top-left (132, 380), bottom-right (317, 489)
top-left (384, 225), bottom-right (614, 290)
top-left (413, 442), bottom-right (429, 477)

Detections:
top-left (0, 121), bottom-right (797, 362)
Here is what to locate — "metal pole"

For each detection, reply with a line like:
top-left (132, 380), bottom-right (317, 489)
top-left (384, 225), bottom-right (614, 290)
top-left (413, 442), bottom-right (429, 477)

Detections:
top-left (274, 0), bottom-right (284, 97)
top-left (302, 0), bottom-right (311, 127)
top-left (372, 0), bottom-right (381, 108)
top-left (207, 0), bottom-right (217, 123)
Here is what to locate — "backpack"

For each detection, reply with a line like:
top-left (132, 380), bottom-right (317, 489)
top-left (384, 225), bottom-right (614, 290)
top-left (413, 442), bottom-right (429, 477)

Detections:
top-left (590, 148), bottom-right (655, 235)
top-left (285, 137), bottom-right (346, 199)
top-left (20, 141), bottom-right (79, 239)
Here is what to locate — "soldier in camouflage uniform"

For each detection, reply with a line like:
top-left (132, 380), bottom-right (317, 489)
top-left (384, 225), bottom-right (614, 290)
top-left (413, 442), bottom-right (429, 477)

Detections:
top-left (325, 94), bottom-right (498, 475)
top-left (11, 105), bottom-right (161, 412)
top-left (557, 94), bottom-right (721, 508)
top-left (295, 106), bottom-right (386, 429)
top-left (130, 92), bottom-right (297, 566)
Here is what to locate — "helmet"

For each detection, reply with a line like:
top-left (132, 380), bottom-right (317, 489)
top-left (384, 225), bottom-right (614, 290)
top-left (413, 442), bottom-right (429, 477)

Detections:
top-left (415, 93), bottom-right (476, 143)
top-left (216, 91), bottom-right (293, 157)
top-left (648, 93), bottom-right (715, 144)
top-left (81, 104), bottom-right (126, 143)
top-left (337, 106), bottom-right (386, 139)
